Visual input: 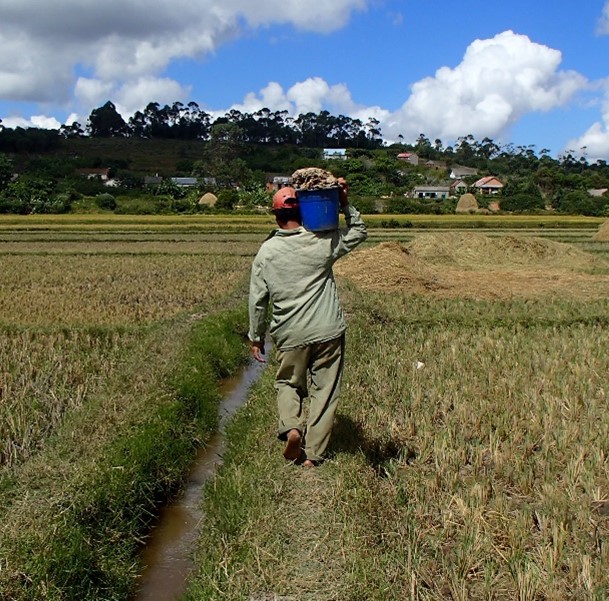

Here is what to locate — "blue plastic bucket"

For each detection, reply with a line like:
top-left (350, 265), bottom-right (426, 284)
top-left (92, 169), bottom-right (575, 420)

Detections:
top-left (296, 188), bottom-right (340, 232)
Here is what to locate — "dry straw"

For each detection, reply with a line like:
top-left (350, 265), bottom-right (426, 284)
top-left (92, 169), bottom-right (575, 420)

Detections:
top-left (335, 232), bottom-right (609, 300)
top-left (593, 219), bottom-right (609, 241)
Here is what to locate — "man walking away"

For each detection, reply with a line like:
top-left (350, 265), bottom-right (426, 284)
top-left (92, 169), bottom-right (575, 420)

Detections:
top-left (248, 179), bottom-right (367, 466)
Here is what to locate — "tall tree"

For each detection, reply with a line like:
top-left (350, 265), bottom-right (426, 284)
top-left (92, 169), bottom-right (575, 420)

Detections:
top-left (87, 101), bottom-right (128, 137)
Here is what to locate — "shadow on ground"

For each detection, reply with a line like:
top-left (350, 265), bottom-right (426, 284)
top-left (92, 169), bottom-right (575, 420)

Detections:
top-left (327, 413), bottom-right (416, 477)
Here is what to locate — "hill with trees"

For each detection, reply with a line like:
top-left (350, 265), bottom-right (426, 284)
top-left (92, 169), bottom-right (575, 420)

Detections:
top-left (0, 100), bottom-right (608, 216)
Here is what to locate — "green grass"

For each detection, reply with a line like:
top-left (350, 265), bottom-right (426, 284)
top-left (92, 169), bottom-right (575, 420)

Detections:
top-left (183, 290), bottom-right (609, 600)
top-left (0, 216), bottom-right (257, 600)
top-left (0, 307), bottom-right (250, 600)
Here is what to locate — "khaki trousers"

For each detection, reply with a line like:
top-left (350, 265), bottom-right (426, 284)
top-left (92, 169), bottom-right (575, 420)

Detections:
top-left (274, 334), bottom-right (345, 462)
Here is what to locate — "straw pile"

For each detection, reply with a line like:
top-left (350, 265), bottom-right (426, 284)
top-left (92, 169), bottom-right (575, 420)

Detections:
top-left (335, 232), bottom-right (609, 300)
top-left (455, 193), bottom-right (478, 214)
top-left (593, 220), bottom-right (609, 241)
top-left (198, 192), bottom-right (217, 207)
top-left (409, 232), bottom-right (601, 270)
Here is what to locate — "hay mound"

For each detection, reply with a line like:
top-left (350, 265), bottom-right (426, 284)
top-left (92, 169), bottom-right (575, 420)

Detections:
top-left (334, 241), bottom-right (445, 293)
top-left (594, 220), bottom-right (609, 241)
top-left (198, 192), bottom-right (217, 207)
top-left (409, 232), bottom-right (600, 270)
top-left (335, 233), bottom-right (609, 300)
top-left (291, 167), bottom-right (338, 190)
top-left (455, 193), bottom-right (478, 213)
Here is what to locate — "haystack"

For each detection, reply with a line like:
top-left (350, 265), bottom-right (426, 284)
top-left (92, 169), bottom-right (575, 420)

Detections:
top-left (334, 241), bottom-right (444, 293)
top-left (408, 232), bottom-right (601, 270)
top-left (198, 192), bottom-right (218, 207)
top-left (335, 232), bottom-right (609, 300)
top-left (455, 193), bottom-right (478, 214)
top-left (593, 219), bottom-right (609, 241)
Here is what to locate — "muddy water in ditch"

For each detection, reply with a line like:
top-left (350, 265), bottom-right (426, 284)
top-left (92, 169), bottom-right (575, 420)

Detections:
top-left (133, 357), bottom-right (267, 601)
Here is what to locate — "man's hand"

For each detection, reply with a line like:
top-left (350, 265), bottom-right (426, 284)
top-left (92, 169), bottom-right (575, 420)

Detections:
top-left (251, 340), bottom-right (266, 363)
top-left (337, 177), bottom-right (349, 208)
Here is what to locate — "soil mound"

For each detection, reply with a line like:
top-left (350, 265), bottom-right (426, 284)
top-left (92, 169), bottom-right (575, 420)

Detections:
top-left (593, 220), bottom-right (609, 241)
top-left (335, 233), bottom-right (609, 300)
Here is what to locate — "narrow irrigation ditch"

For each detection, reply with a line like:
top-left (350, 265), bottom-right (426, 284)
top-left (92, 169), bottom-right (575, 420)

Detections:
top-left (133, 356), bottom-right (267, 601)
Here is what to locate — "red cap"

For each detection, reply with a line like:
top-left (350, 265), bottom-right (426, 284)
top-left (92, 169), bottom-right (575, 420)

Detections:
top-left (272, 186), bottom-right (298, 211)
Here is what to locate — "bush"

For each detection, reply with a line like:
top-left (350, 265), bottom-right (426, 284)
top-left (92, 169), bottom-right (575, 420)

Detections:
top-left (386, 196), bottom-right (454, 215)
top-left (379, 218), bottom-right (413, 228)
top-left (95, 193), bottom-right (117, 211)
top-left (555, 190), bottom-right (609, 216)
top-left (216, 189), bottom-right (240, 211)
top-left (351, 196), bottom-right (378, 214)
top-left (113, 196), bottom-right (159, 214)
top-left (499, 193), bottom-right (545, 212)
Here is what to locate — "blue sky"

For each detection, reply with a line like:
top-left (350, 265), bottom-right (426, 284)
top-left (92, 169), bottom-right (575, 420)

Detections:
top-left (1, 0), bottom-right (609, 159)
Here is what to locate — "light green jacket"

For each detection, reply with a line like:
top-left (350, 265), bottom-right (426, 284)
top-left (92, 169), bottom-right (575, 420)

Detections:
top-left (248, 205), bottom-right (367, 351)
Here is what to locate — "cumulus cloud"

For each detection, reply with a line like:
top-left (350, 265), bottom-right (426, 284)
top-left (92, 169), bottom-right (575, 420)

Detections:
top-left (565, 79), bottom-right (609, 160)
top-left (225, 31), bottom-right (586, 148)
top-left (1, 114), bottom-right (62, 129)
top-left (226, 77), bottom-right (390, 127)
top-left (383, 31), bottom-right (586, 144)
top-left (74, 76), bottom-right (192, 118)
top-left (0, 0), bottom-right (367, 109)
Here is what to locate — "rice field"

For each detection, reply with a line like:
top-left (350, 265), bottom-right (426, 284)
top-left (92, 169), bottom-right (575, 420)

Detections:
top-left (1, 213), bottom-right (608, 600)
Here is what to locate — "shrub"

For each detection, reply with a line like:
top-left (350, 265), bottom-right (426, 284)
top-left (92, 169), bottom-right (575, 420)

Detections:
top-left (499, 193), bottom-right (545, 212)
top-left (95, 193), bottom-right (117, 211)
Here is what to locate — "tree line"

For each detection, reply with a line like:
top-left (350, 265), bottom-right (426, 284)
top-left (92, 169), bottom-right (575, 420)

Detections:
top-left (62, 101), bottom-right (384, 149)
top-left (1, 100), bottom-right (609, 216)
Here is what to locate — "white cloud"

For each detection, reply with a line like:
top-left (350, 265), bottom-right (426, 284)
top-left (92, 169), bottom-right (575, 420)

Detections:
top-left (1, 114), bottom-right (61, 129)
top-left (597, 1), bottom-right (609, 34)
top-left (383, 31), bottom-right (586, 144)
top-left (566, 79), bottom-right (609, 161)
top-left (114, 78), bottom-right (192, 116)
top-left (225, 31), bottom-right (586, 148)
top-left (74, 78), bottom-right (116, 110)
top-left (227, 77), bottom-right (390, 127)
top-left (0, 0), bottom-right (367, 108)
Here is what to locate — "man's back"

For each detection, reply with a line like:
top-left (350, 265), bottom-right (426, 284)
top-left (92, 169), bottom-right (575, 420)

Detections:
top-left (249, 204), bottom-right (367, 351)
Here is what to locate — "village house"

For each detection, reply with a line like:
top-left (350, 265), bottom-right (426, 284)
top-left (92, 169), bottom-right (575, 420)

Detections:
top-left (171, 177), bottom-right (198, 187)
top-left (450, 165), bottom-right (478, 179)
top-left (397, 152), bottom-right (419, 166)
top-left (450, 179), bottom-right (468, 195)
top-left (144, 175), bottom-right (163, 186)
top-left (77, 167), bottom-right (120, 187)
top-left (412, 185), bottom-right (451, 199)
top-left (424, 160), bottom-right (446, 170)
top-left (473, 176), bottom-right (504, 195)
top-left (323, 148), bottom-right (347, 160)
top-left (266, 175), bottom-right (292, 192)
top-left (77, 167), bottom-right (111, 181)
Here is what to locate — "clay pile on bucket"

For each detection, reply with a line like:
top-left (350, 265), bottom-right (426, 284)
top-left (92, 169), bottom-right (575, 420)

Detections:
top-left (291, 167), bottom-right (338, 190)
